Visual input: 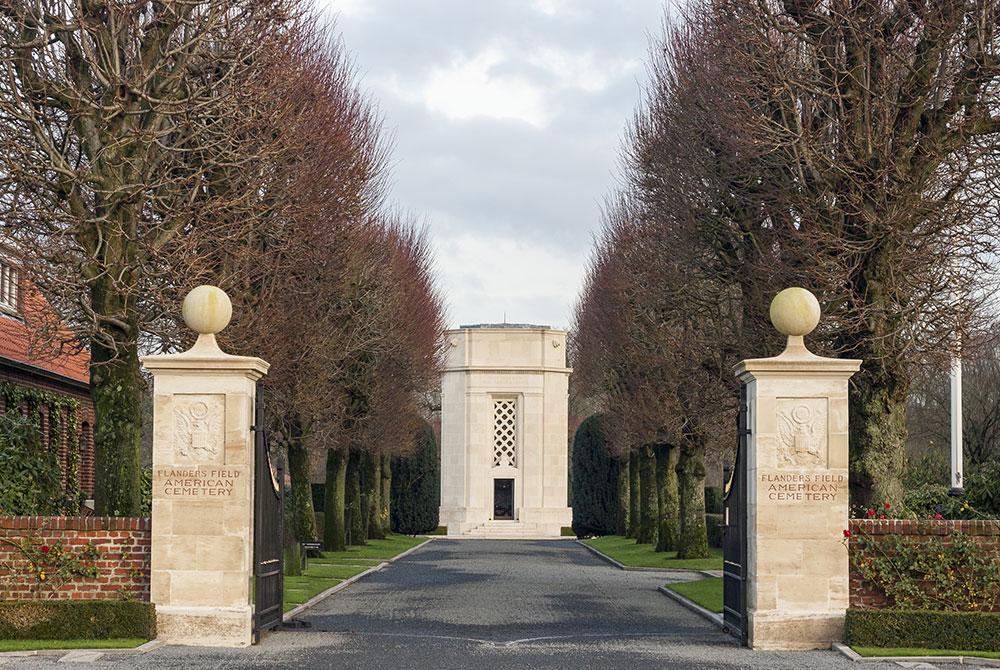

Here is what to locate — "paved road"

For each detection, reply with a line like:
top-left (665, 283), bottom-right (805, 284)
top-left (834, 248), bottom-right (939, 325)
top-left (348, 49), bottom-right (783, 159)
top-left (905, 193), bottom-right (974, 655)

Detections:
top-left (2, 540), bottom-right (980, 669)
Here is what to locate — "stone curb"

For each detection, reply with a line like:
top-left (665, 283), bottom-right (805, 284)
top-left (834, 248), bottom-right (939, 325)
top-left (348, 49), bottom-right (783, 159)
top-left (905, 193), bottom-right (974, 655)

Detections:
top-left (0, 640), bottom-right (162, 659)
top-left (831, 642), bottom-right (1000, 666)
top-left (656, 585), bottom-right (725, 629)
top-left (575, 539), bottom-right (719, 577)
top-left (283, 537), bottom-right (435, 621)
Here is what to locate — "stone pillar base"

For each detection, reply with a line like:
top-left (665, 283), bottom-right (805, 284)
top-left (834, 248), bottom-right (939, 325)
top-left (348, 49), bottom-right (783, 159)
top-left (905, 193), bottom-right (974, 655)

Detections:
top-left (156, 605), bottom-right (253, 647)
top-left (519, 506), bottom-right (572, 527)
top-left (749, 611), bottom-right (845, 651)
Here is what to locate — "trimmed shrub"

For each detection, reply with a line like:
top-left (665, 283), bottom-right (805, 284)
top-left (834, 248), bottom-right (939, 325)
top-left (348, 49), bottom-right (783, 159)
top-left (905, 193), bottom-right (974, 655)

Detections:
top-left (390, 421), bottom-right (439, 534)
top-left (0, 601), bottom-right (155, 640)
top-left (845, 608), bottom-right (1000, 652)
top-left (705, 513), bottom-right (724, 548)
top-left (571, 414), bottom-right (620, 537)
top-left (704, 486), bottom-right (723, 514)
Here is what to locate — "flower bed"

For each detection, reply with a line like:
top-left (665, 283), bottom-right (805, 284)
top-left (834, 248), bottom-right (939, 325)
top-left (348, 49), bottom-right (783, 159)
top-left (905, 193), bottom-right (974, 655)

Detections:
top-left (848, 518), bottom-right (1000, 612)
top-left (0, 516), bottom-right (150, 601)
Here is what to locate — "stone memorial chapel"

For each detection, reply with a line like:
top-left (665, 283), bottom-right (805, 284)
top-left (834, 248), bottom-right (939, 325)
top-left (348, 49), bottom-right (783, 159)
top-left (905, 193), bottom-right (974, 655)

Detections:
top-left (439, 324), bottom-right (572, 537)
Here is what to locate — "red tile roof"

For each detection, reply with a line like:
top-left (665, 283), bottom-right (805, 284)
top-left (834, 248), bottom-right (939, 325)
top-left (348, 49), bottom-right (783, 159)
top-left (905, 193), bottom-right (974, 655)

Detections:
top-left (0, 277), bottom-right (90, 385)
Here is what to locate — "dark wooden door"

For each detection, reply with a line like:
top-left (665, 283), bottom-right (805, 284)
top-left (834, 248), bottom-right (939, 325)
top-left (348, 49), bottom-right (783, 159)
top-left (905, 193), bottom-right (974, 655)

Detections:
top-left (493, 479), bottom-right (514, 520)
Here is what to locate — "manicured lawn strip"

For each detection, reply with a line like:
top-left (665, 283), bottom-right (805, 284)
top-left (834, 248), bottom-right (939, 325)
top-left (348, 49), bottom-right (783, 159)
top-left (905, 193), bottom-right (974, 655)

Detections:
top-left (283, 535), bottom-right (428, 613)
top-left (584, 536), bottom-right (723, 571)
top-left (853, 647), bottom-right (1000, 660)
top-left (320, 535), bottom-right (426, 561)
top-left (0, 639), bottom-right (146, 652)
top-left (664, 577), bottom-right (723, 613)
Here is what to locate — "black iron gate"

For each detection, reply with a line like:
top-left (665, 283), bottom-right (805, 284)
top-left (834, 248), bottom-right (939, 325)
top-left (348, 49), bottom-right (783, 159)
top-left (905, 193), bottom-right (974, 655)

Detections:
top-left (722, 382), bottom-right (749, 645)
top-left (252, 392), bottom-right (284, 642)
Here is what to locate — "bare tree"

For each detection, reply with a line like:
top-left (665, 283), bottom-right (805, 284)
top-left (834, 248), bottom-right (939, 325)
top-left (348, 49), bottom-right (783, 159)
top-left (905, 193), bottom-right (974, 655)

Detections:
top-left (0, 0), bottom-right (305, 514)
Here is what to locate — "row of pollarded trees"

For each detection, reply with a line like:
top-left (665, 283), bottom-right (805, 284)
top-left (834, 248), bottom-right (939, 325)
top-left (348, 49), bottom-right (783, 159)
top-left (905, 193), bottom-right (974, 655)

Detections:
top-left (0, 0), bottom-right (446, 538)
top-left (573, 0), bottom-right (1000, 556)
top-left (571, 415), bottom-right (686, 553)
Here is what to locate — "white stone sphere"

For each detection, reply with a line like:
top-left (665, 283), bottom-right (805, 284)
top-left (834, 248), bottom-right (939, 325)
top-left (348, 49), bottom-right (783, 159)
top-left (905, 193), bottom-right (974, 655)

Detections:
top-left (182, 285), bottom-right (232, 335)
top-left (769, 287), bottom-right (821, 337)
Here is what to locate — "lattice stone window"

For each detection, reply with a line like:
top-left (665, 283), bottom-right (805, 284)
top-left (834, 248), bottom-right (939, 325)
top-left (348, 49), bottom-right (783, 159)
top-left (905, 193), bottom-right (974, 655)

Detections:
top-left (0, 260), bottom-right (19, 315)
top-left (492, 399), bottom-right (517, 467)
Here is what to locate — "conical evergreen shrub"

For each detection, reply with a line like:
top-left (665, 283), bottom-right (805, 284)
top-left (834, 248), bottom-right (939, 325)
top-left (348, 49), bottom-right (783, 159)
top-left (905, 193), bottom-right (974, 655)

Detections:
top-left (390, 421), bottom-right (440, 534)
top-left (571, 414), bottom-right (620, 536)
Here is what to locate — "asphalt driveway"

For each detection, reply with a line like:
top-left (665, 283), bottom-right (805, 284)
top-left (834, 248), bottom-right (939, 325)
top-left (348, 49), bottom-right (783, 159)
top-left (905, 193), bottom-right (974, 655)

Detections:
top-left (2, 539), bottom-right (931, 669)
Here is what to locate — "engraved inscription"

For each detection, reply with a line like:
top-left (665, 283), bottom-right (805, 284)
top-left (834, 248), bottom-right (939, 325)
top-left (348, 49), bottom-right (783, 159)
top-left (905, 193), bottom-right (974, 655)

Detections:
top-left (174, 395), bottom-right (224, 463)
top-left (776, 398), bottom-right (827, 467)
top-left (760, 472), bottom-right (844, 502)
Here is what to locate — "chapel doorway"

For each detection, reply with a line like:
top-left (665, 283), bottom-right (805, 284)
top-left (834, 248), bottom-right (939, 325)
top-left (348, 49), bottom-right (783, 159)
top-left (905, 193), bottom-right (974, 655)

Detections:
top-left (493, 479), bottom-right (514, 520)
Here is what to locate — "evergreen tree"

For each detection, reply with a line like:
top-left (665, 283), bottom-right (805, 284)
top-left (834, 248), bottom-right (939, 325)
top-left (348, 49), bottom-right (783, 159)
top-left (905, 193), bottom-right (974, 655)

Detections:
top-left (570, 415), bottom-right (620, 536)
top-left (391, 421), bottom-right (440, 534)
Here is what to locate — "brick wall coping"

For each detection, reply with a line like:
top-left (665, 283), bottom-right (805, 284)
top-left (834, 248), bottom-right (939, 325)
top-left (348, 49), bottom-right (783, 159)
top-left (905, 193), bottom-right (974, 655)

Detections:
top-left (0, 516), bottom-right (150, 531)
top-left (849, 518), bottom-right (1000, 536)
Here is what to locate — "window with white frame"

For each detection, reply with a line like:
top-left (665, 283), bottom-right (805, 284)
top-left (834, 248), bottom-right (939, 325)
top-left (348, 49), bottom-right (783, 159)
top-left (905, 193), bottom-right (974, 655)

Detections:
top-left (492, 399), bottom-right (517, 467)
top-left (0, 260), bottom-right (19, 314)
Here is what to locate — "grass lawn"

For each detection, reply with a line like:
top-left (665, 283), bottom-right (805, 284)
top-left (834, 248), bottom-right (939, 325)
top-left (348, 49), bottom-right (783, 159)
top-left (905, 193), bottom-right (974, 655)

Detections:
top-left (283, 534), bottom-right (428, 612)
top-left (853, 647), bottom-right (1000, 660)
top-left (0, 639), bottom-right (146, 653)
top-left (584, 536), bottom-right (723, 571)
top-left (664, 577), bottom-right (723, 613)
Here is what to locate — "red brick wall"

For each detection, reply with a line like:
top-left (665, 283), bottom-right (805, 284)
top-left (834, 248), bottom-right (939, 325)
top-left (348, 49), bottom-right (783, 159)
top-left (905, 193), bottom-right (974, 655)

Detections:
top-left (848, 518), bottom-right (1000, 610)
top-left (0, 516), bottom-right (150, 601)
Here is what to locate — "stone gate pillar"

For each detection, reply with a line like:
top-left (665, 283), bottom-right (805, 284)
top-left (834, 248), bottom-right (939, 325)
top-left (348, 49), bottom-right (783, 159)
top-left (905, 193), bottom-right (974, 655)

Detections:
top-left (734, 288), bottom-right (860, 650)
top-left (142, 286), bottom-right (269, 647)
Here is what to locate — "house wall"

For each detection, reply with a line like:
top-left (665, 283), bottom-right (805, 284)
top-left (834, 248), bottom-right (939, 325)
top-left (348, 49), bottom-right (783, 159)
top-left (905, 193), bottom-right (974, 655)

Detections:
top-left (0, 365), bottom-right (96, 497)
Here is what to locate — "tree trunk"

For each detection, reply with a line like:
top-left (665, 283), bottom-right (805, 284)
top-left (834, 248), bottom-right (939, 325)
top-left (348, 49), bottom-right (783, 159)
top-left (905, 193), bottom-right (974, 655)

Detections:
top-left (675, 435), bottom-right (710, 559)
top-left (323, 447), bottom-right (348, 551)
top-left (654, 443), bottom-right (679, 553)
top-left (617, 457), bottom-right (630, 536)
top-left (364, 451), bottom-right (384, 540)
top-left (346, 450), bottom-right (366, 545)
top-left (849, 364), bottom-right (908, 507)
top-left (627, 450), bottom-right (640, 538)
top-left (636, 445), bottom-right (658, 544)
top-left (286, 416), bottom-right (316, 542)
top-left (90, 337), bottom-right (142, 517)
top-left (381, 455), bottom-right (392, 535)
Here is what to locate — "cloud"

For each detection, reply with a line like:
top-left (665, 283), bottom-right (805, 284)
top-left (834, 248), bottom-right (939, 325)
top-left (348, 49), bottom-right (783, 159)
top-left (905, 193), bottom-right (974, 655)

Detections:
top-left (322, 0), bottom-right (665, 328)
top-left (381, 44), bottom-right (549, 127)
top-left (376, 42), bottom-right (641, 129)
top-left (435, 225), bottom-right (587, 329)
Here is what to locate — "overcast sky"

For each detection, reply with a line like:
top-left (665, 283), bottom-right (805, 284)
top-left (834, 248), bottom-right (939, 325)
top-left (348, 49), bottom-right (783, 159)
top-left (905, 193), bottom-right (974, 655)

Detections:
top-left (321, 0), bottom-right (665, 329)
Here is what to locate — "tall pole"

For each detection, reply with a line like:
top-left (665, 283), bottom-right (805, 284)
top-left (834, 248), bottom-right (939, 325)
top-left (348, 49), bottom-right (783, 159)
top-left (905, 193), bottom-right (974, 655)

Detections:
top-left (949, 353), bottom-right (964, 495)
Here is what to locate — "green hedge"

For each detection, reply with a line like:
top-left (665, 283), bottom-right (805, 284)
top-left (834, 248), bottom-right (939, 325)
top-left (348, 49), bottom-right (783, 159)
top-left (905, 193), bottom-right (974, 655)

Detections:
top-left (845, 609), bottom-right (1000, 652)
top-left (0, 601), bottom-right (155, 640)
top-left (706, 513), bottom-right (724, 548)
top-left (704, 487), bottom-right (723, 514)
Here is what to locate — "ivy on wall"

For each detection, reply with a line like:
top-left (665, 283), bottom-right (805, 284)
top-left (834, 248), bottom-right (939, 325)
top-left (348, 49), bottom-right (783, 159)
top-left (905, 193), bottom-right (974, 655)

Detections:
top-left (0, 380), bottom-right (81, 515)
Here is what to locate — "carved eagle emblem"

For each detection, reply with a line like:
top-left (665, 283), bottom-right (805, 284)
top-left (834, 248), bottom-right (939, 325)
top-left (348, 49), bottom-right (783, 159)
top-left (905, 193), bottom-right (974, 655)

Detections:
top-left (175, 400), bottom-right (222, 461)
top-left (777, 403), bottom-right (824, 466)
